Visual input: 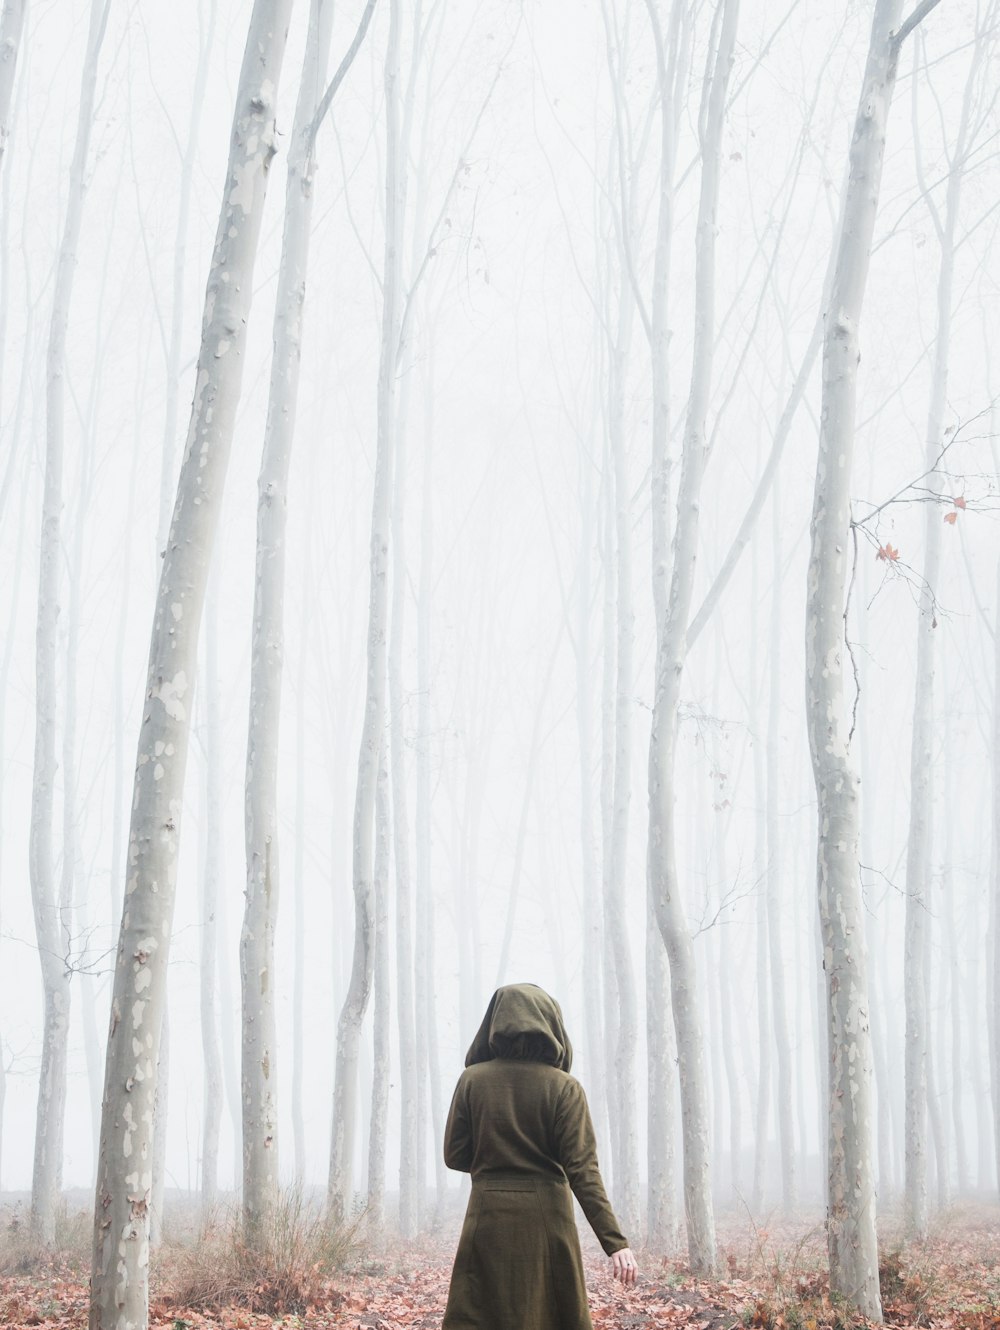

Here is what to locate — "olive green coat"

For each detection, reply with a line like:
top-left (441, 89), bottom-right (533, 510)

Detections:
top-left (442, 985), bottom-right (627, 1330)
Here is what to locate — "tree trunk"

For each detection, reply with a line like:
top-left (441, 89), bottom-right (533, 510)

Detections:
top-left (31, 0), bottom-right (110, 1244)
top-left (0, 0), bottom-right (25, 182)
top-left (394, 387), bottom-right (418, 1241)
top-left (328, 0), bottom-right (403, 1221)
top-left (199, 576), bottom-right (223, 1222)
top-left (292, 577), bottom-right (309, 1188)
top-left (605, 294), bottom-right (640, 1237)
top-left (805, 0), bottom-right (934, 1314)
top-left (992, 556), bottom-right (1000, 1199)
top-left (647, 0), bottom-right (739, 1274)
top-left (242, 0), bottom-right (337, 1240)
top-left (646, 906), bottom-right (676, 1246)
top-left (366, 740), bottom-right (391, 1234)
top-left (576, 435), bottom-right (608, 1157)
top-left (767, 475), bottom-right (795, 1211)
top-left (89, 2), bottom-right (295, 1322)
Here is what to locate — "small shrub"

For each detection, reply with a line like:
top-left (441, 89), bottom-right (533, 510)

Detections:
top-left (156, 1190), bottom-right (359, 1317)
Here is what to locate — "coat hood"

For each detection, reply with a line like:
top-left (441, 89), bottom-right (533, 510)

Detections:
top-left (465, 983), bottom-right (573, 1072)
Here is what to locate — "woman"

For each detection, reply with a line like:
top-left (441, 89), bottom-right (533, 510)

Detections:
top-left (442, 983), bottom-right (638, 1329)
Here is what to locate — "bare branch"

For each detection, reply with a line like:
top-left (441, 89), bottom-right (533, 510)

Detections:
top-left (308, 0), bottom-right (380, 148)
top-left (891, 0), bottom-right (944, 53)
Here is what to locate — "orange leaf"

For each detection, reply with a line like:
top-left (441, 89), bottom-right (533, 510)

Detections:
top-left (944, 511), bottom-right (958, 524)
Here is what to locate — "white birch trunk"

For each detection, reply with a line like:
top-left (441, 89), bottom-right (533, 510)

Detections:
top-left (607, 288), bottom-right (640, 1240)
top-left (646, 907), bottom-right (676, 1246)
top-left (413, 372), bottom-right (434, 1230)
top-left (767, 476), bottom-right (795, 1211)
top-left (366, 739), bottom-right (391, 1234)
top-left (0, 0), bottom-right (25, 182)
top-left (89, 2), bottom-right (294, 1321)
top-left (328, 0), bottom-right (403, 1221)
top-left (152, 0), bottom-right (218, 1240)
top-left (199, 576), bottom-right (223, 1221)
top-left (712, 720), bottom-right (741, 1203)
top-left (643, 0), bottom-right (686, 1245)
top-left (750, 552), bottom-right (771, 1216)
top-left (31, 0), bottom-right (110, 1244)
top-left (943, 791), bottom-right (967, 1192)
top-left (292, 582), bottom-right (308, 1188)
top-left (804, 0), bottom-right (936, 1312)
top-left (577, 438), bottom-right (608, 1157)
top-left (992, 557), bottom-right (1000, 1198)
top-left (241, 0), bottom-right (334, 1238)
top-left (647, 0), bottom-right (739, 1273)
top-left (394, 389), bottom-right (418, 1240)
top-left (904, 15), bottom-right (978, 1230)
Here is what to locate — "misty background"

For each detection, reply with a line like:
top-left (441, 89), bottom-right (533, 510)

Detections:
top-left (0, 0), bottom-right (997, 1237)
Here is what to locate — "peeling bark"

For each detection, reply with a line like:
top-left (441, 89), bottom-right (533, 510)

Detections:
top-left (89, 2), bottom-right (295, 1323)
top-left (805, 0), bottom-right (938, 1314)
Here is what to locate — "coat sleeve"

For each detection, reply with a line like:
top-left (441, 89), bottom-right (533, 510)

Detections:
top-left (553, 1077), bottom-right (628, 1256)
top-left (444, 1074), bottom-right (474, 1172)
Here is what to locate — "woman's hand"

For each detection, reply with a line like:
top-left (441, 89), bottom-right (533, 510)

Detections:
top-left (611, 1247), bottom-right (638, 1286)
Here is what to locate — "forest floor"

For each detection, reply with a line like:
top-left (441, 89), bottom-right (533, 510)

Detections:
top-left (2, 1203), bottom-right (1000, 1329)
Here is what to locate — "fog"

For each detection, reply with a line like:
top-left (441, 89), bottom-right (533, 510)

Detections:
top-left (0, 0), bottom-right (998, 1308)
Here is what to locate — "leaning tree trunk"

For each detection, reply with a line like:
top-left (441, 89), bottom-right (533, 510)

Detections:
top-left (328, 0), bottom-right (403, 1222)
top-left (647, 0), bottom-right (739, 1274)
top-left (0, 0), bottom-right (25, 183)
top-left (89, 2), bottom-right (295, 1323)
top-left (30, 0), bottom-right (110, 1244)
top-left (804, 0), bottom-right (939, 1314)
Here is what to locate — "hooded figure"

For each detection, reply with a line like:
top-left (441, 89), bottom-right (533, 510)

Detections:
top-left (442, 984), bottom-right (633, 1329)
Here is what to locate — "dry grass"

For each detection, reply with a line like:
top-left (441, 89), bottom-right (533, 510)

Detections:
top-left (0, 1201), bottom-right (91, 1275)
top-left (155, 1190), bottom-right (360, 1317)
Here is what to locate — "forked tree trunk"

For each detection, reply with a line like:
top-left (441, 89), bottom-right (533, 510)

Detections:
top-left (805, 0), bottom-right (939, 1314)
top-left (647, 0), bottom-right (739, 1274)
top-left (89, 3), bottom-right (295, 1323)
top-left (31, 0), bottom-right (110, 1244)
top-left (328, 0), bottom-right (403, 1221)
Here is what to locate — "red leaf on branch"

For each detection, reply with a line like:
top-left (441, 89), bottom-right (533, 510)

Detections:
top-left (876, 543), bottom-right (899, 561)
